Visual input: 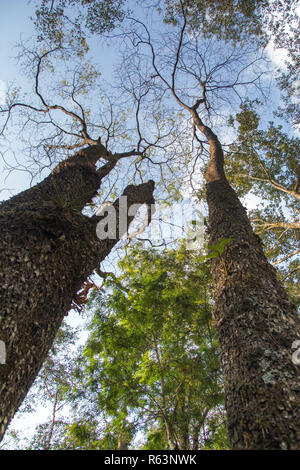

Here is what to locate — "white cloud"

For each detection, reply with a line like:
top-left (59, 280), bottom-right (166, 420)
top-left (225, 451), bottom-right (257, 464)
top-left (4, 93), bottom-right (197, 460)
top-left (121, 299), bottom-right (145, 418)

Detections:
top-left (242, 192), bottom-right (262, 211)
top-left (265, 1), bottom-right (299, 69)
top-left (265, 40), bottom-right (288, 70)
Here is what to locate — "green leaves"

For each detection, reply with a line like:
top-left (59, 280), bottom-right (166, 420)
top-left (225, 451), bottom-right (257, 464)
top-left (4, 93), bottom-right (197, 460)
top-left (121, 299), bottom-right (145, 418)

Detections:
top-left (67, 244), bottom-right (227, 449)
top-left (163, 0), bottom-right (268, 45)
top-left (201, 237), bottom-right (234, 261)
top-left (224, 101), bottom-right (300, 294)
top-left (34, 0), bottom-right (126, 54)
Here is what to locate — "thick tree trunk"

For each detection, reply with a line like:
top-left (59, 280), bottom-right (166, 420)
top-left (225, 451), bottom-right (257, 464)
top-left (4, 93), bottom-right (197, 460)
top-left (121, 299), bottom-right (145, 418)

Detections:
top-left (0, 145), bottom-right (155, 441)
top-left (201, 120), bottom-right (300, 449)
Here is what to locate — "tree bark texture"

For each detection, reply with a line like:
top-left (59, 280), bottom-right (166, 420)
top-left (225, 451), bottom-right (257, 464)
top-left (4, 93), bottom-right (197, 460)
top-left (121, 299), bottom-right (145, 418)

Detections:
top-left (0, 146), bottom-right (155, 441)
top-left (204, 126), bottom-right (300, 449)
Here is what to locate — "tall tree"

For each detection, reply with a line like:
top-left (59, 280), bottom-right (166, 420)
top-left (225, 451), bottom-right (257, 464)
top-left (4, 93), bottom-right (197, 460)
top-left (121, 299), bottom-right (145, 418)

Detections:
top-left (0, 143), bottom-right (154, 441)
top-left (200, 111), bottom-right (299, 449)
top-left (0, 46), bottom-right (155, 440)
top-left (0, 25), bottom-right (178, 440)
top-left (119, 2), bottom-right (300, 449)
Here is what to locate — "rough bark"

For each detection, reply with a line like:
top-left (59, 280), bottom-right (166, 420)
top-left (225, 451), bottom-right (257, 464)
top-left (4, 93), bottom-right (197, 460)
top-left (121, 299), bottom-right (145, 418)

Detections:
top-left (0, 145), bottom-right (155, 441)
top-left (201, 118), bottom-right (300, 449)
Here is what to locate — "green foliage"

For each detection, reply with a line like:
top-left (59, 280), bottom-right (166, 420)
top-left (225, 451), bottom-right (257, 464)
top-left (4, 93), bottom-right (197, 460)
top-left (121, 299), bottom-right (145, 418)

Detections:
top-left (65, 244), bottom-right (228, 449)
top-left (225, 102), bottom-right (300, 298)
top-left (34, 0), bottom-right (127, 54)
top-left (163, 0), bottom-right (268, 44)
top-left (141, 426), bottom-right (169, 450)
top-left (4, 246), bottom-right (229, 450)
top-left (201, 237), bottom-right (234, 261)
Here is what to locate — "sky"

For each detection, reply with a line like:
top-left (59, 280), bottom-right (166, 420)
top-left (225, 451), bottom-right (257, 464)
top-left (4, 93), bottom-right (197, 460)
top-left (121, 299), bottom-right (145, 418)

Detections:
top-left (0, 1), bottom-right (295, 204)
top-left (0, 1), bottom-right (35, 82)
top-left (0, 1), bottom-right (37, 197)
top-left (0, 1), bottom-right (125, 200)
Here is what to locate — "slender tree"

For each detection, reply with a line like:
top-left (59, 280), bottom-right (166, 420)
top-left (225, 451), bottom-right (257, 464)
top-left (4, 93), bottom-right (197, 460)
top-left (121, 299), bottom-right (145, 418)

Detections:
top-left (120, 3), bottom-right (300, 449)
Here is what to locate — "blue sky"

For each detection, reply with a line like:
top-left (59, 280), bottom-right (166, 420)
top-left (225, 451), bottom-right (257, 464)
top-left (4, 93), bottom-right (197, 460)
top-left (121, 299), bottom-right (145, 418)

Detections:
top-left (0, 1), bottom-right (294, 203)
top-left (0, 1), bottom-right (37, 197)
top-left (0, 1), bottom-right (124, 201)
top-left (0, 1), bottom-right (35, 83)
top-left (0, 2), bottom-right (296, 261)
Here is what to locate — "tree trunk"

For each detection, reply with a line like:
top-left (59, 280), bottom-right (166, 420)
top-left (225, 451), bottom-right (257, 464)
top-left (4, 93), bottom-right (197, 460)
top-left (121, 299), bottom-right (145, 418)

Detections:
top-left (0, 145), bottom-right (155, 441)
top-left (201, 118), bottom-right (300, 449)
top-left (117, 432), bottom-right (130, 450)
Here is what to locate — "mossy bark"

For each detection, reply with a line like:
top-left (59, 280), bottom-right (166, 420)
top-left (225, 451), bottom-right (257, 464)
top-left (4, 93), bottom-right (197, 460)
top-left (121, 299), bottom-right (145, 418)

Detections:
top-left (203, 126), bottom-right (300, 449)
top-left (0, 146), bottom-right (155, 441)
